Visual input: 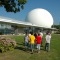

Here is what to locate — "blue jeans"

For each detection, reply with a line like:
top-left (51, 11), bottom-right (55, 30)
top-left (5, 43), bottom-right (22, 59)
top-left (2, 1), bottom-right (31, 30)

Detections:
top-left (30, 44), bottom-right (34, 52)
top-left (25, 42), bottom-right (28, 47)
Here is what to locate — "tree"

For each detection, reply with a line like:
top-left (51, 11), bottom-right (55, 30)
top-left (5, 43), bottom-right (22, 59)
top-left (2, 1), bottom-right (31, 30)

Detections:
top-left (0, 0), bottom-right (27, 13)
top-left (52, 25), bottom-right (60, 34)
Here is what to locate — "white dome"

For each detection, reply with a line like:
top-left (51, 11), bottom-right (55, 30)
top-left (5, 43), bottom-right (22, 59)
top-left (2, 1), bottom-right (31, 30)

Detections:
top-left (26, 8), bottom-right (54, 28)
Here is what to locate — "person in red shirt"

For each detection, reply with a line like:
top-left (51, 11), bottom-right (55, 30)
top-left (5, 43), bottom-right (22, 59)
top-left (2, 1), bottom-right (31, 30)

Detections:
top-left (36, 33), bottom-right (42, 53)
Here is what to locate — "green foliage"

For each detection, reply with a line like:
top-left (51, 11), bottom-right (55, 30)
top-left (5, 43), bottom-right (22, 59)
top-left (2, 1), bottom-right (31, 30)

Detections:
top-left (52, 25), bottom-right (60, 34)
top-left (52, 25), bottom-right (60, 29)
top-left (0, 0), bottom-right (27, 13)
top-left (0, 36), bottom-right (17, 53)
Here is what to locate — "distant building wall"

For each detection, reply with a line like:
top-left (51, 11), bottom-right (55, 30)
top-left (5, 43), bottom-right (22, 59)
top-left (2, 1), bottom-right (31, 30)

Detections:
top-left (0, 23), bottom-right (13, 34)
top-left (0, 23), bottom-right (25, 35)
top-left (0, 23), bottom-right (11, 29)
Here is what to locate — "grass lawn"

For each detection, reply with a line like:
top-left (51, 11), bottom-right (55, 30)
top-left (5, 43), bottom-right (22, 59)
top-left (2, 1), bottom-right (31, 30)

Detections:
top-left (0, 34), bottom-right (60, 60)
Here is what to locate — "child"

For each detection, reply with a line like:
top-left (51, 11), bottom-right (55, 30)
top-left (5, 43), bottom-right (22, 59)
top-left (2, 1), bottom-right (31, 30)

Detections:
top-left (24, 34), bottom-right (29, 48)
top-left (29, 32), bottom-right (35, 53)
top-left (36, 34), bottom-right (42, 53)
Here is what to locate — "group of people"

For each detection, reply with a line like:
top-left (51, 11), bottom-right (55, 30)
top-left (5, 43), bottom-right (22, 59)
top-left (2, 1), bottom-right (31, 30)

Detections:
top-left (24, 31), bottom-right (51, 54)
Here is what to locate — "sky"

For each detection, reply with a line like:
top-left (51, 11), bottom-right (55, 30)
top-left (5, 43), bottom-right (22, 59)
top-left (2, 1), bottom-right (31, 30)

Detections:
top-left (0, 0), bottom-right (60, 25)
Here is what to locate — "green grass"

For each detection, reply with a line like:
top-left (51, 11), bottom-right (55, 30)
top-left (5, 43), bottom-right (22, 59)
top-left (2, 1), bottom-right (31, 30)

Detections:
top-left (0, 34), bottom-right (60, 60)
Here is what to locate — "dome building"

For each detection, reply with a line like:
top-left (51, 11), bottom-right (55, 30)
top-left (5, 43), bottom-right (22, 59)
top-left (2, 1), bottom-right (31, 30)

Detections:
top-left (26, 8), bottom-right (54, 28)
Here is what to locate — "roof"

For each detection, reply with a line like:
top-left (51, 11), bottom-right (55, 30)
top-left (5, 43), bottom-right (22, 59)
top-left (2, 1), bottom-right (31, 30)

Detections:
top-left (0, 16), bottom-right (55, 30)
top-left (0, 16), bottom-right (37, 27)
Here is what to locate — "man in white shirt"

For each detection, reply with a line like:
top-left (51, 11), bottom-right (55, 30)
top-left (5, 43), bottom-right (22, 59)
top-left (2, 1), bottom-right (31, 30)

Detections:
top-left (45, 33), bottom-right (51, 52)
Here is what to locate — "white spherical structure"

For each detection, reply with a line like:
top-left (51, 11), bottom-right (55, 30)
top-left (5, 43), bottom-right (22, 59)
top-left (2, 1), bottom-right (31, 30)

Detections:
top-left (26, 8), bottom-right (54, 28)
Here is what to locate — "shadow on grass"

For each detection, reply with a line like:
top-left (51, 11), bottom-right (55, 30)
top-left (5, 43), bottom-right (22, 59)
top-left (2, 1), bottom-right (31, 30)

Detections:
top-left (15, 43), bottom-right (45, 53)
top-left (15, 46), bottom-right (26, 51)
top-left (15, 43), bottom-right (30, 52)
top-left (17, 42), bottom-right (24, 46)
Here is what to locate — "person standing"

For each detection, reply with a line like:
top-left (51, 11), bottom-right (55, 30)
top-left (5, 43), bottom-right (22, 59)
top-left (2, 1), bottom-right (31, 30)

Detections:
top-left (24, 34), bottom-right (29, 48)
top-left (29, 32), bottom-right (35, 53)
top-left (45, 32), bottom-right (51, 52)
top-left (36, 34), bottom-right (42, 53)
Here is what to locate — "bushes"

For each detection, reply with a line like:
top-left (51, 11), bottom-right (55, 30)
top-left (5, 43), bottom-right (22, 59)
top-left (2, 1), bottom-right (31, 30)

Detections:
top-left (0, 36), bottom-right (17, 53)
